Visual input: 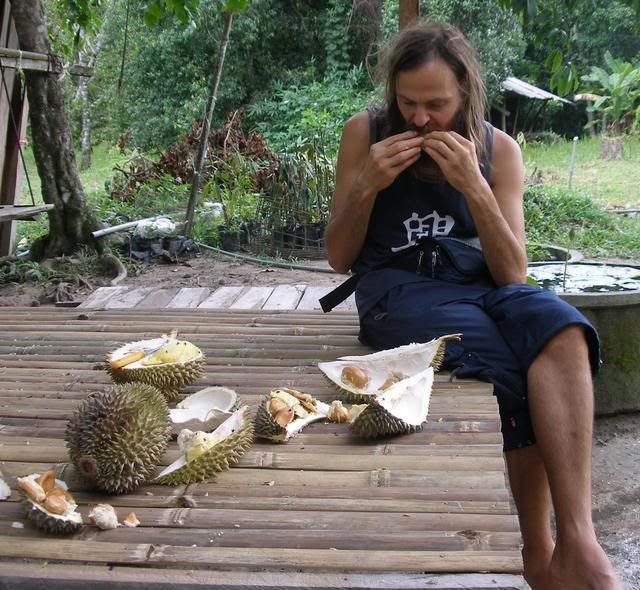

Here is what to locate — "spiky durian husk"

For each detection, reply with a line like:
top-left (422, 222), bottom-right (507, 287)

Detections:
top-left (350, 404), bottom-right (420, 438)
top-left (154, 409), bottom-right (254, 485)
top-left (253, 399), bottom-right (288, 441)
top-left (65, 383), bottom-right (171, 494)
top-left (20, 494), bottom-right (83, 535)
top-left (108, 359), bottom-right (205, 402)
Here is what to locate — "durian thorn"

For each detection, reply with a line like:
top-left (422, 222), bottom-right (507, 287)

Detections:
top-left (78, 456), bottom-right (98, 480)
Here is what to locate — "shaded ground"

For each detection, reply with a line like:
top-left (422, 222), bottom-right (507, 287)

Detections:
top-left (1, 250), bottom-right (639, 587)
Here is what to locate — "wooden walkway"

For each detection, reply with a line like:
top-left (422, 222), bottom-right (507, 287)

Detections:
top-left (79, 284), bottom-right (356, 310)
top-left (0, 306), bottom-right (525, 589)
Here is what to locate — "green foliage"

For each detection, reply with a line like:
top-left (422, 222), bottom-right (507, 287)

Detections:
top-left (580, 52), bottom-right (640, 135)
top-left (323, 0), bottom-right (351, 74)
top-left (381, 0), bottom-right (526, 104)
top-left (249, 65), bottom-right (373, 156)
top-left (524, 184), bottom-right (640, 258)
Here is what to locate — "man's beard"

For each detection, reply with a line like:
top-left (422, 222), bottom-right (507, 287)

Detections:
top-left (405, 110), bottom-right (467, 183)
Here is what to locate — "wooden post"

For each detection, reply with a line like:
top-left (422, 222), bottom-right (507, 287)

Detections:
top-left (399, 0), bottom-right (419, 30)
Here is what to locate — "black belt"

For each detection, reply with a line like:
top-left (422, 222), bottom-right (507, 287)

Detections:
top-left (320, 242), bottom-right (437, 313)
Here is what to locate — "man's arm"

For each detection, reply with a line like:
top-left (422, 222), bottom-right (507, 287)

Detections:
top-left (423, 128), bottom-right (527, 286)
top-left (325, 112), bottom-right (424, 274)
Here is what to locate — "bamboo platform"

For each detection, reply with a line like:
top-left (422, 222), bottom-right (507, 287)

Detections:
top-left (78, 284), bottom-right (356, 310)
top-left (0, 306), bottom-right (525, 589)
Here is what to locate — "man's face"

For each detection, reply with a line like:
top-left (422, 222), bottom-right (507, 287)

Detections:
top-left (395, 58), bottom-right (465, 180)
top-left (395, 58), bottom-right (465, 136)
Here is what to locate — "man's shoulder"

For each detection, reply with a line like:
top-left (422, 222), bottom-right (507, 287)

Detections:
top-left (492, 127), bottom-right (520, 157)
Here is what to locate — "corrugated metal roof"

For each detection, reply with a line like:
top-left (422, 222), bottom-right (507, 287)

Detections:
top-left (502, 76), bottom-right (573, 104)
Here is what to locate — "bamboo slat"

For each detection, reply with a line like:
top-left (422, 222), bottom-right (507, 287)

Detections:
top-left (0, 306), bottom-right (522, 587)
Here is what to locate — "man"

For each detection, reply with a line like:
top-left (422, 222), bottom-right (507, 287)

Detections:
top-left (324, 22), bottom-right (621, 590)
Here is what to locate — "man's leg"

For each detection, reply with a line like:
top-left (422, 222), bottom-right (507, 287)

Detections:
top-left (527, 325), bottom-right (621, 589)
top-left (505, 446), bottom-right (557, 589)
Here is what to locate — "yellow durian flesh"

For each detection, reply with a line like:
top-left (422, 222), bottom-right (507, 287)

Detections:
top-left (143, 341), bottom-right (202, 366)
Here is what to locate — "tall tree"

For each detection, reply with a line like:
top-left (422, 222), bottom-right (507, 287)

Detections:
top-left (12, 0), bottom-right (101, 260)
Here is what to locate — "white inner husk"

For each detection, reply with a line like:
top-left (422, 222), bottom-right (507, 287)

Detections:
top-left (374, 366), bottom-right (433, 425)
top-left (170, 387), bottom-right (237, 425)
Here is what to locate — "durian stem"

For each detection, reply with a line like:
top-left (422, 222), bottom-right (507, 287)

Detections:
top-left (77, 456), bottom-right (98, 480)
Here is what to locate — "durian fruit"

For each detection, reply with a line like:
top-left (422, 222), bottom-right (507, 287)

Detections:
top-left (18, 471), bottom-right (83, 535)
top-left (107, 335), bottom-right (205, 401)
top-left (350, 366), bottom-right (434, 438)
top-left (169, 386), bottom-right (239, 435)
top-left (254, 388), bottom-right (330, 442)
top-left (154, 406), bottom-right (253, 485)
top-left (318, 334), bottom-right (459, 402)
top-left (65, 383), bottom-right (171, 494)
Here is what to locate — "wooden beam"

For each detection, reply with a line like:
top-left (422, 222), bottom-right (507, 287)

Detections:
top-left (399, 0), bottom-right (419, 30)
top-left (0, 204), bottom-right (54, 222)
top-left (0, 47), bottom-right (93, 76)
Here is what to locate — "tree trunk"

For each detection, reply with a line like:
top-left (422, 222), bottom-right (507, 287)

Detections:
top-left (599, 137), bottom-right (624, 161)
top-left (78, 75), bottom-right (92, 170)
top-left (11, 0), bottom-right (101, 260)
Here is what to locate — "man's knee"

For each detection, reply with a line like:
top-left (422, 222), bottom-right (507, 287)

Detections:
top-left (540, 324), bottom-right (588, 359)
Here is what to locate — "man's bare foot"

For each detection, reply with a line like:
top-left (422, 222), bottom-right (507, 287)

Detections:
top-left (522, 544), bottom-right (563, 590)
top-left (549, 536), bottom-right (622, 590)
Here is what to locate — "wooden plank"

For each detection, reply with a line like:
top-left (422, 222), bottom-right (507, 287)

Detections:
top-left (263, 285), bottom-right (306, 310)
top-left (77, 287), bottom-right (129, 309)
top-left (230, 287), bottom-right (275, 309)
top-left (135, 288), bottom-right (180, 308)
top-left (103, 287), bottom-right (154, 309)
top-left (198, 286), bottom-right (244, 308)
top-left (0, 563), bottom-right (530, 589)
top-left (0, 204), bottom-right (54, 222)
top-left (0, 537), bottom-right (522, 572)
top-left (166, 288), bottom-right (210, 308)
top-left (296, 285), bottom-right (333, 310)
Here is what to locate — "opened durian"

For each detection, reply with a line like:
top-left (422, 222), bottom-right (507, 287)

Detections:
top-left (18, 471), bottom-right (83, 535)
top-left (318, 335), bottom-right (459, 402)
top-left (350, 366), bottom-right (434, 438)
top-left (65, 383), bottom-right (171, 494)
top-left (154, 406), bottom-right (253, 485)
top-left (254, 388), bottom-right (330, 442)
top-left (170, 386), bottom-right (240, 435)
top-left (107, 335), bottom-right (205, 401)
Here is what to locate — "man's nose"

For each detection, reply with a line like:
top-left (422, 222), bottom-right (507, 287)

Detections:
top-left (412, 107), bottom-right (430, 128)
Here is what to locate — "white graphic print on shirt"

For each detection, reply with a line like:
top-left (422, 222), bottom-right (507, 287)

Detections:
top-left (391, 210), bottom-right (455, 252)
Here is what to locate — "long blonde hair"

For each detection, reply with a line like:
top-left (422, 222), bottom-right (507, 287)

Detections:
top-left (377, 21), bottom-right (488, 164)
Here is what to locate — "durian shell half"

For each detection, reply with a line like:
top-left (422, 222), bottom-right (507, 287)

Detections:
top-left (350, 367), bottom-right (434, 438)
top-left (253, 393), bottom-right (330, 443)
top-left (107, 337), bottom-right (205, 402)
top-left (154, 406), bottom-right (254, 485)
top-left (170, 386), bottom-right (240, 435)
top-left (19, 474), bottom-right (83, 535)
top-left (318, 334), bottom-right (459, 402)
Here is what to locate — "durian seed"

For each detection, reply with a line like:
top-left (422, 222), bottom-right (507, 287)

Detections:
top-left (380, 372), bottom-right (405, 390)
top-left (47, 486), bottom-right (74, 503)
top-left (17, 477), bottom-right (46, 503)
top-left (286, 389), bottom-right (313, 403)
top-left (268, 398), bottom-right (289, 417)
top-left (42, 494), bottom-right (70, 516)
top-left (341, 366), bottom-right (369, 389)
top-left (36, 470), bottom-right (56, 494)
top-left (327, 400), bottom-right (350, 424)
top-left (274, 407), bottom-right (295, 428)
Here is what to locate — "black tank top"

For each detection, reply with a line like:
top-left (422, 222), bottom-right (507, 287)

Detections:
top-left (353, 109), bottom-right (495, 317)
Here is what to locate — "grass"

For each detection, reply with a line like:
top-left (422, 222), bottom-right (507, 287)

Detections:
top-left (522, 135), bottom-right (640, 209)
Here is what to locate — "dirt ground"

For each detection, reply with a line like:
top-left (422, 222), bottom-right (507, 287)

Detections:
top-left (1, 250), bottom-right (639, 588)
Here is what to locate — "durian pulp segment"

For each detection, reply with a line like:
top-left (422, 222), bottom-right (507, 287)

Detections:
top-left (21, 473), bottom-right (82, 525)
top-left (156, 407), bottom-right (250, 479)
top-left (108, 338), bottom-right (169, 367)
top-left (318, 335), bottom-right (460, 396)
top-left (143, 340), bottom-right (202, 366)
top-left (375, 366), bottom-right (434, 426)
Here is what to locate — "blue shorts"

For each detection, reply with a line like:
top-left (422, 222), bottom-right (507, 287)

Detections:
top-left (357, 275), bottom-right (601, 451)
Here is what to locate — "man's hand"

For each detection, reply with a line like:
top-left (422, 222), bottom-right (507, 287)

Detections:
top-left (422, 131), bottom-right (484, 194)
top-left (356, 130), bottom-right (424, 194)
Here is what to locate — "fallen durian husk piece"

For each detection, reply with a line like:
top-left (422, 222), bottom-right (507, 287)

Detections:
top-left (88, 503), bottom-right (119, 530)
top-left (350, 366), bottom-right (434, 438)
top-left (65, 383), bottom-right (171, 495)
top-left (154, 406), bottom-right (253, 485)
top-left (318, 334), bottom-right (460, 402)
top-left (106, 333), bottom-right (205, 401)
top-left (17, 471), bottom-right (83, 535)
top-left (169, 386), bottom-right (240, 435)
top-left (254, 388), bottom-right (330, 442)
